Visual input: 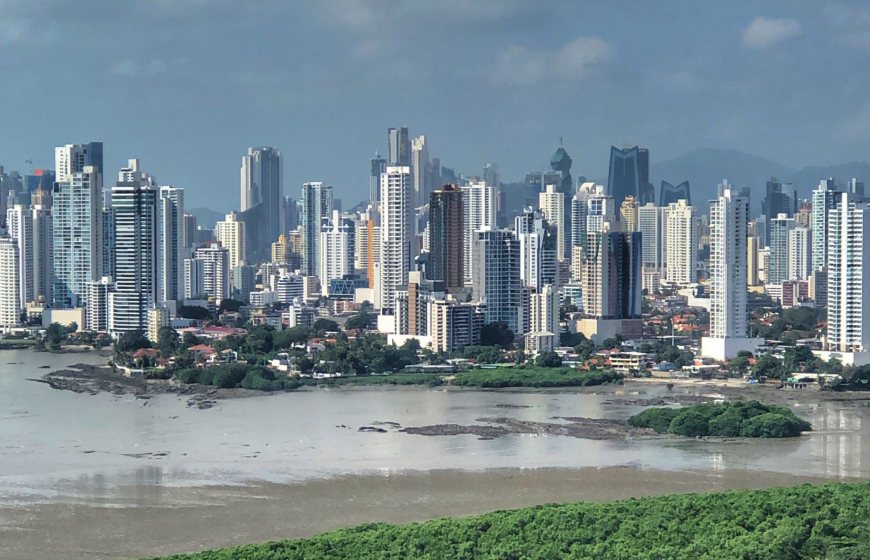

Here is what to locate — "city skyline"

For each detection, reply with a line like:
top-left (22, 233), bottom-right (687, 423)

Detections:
top-left (3, 2), bottom-right (870, 209)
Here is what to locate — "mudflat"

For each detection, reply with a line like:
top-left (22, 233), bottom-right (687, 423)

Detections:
top-left (0, 466), bottom-right (846, 560)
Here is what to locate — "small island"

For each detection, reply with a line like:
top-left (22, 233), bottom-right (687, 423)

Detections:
top-left (628, 401), bottom-right (813, 438)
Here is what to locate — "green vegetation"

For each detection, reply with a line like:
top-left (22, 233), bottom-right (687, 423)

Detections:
top-left (303, 372), bottom-right (444, 388)
top-left (149, 482), bottom-right (870, 560)
top-left (175, 363), bottom-right (300, 392)
top-left (628, 401), bottom-right (812, 438)
top-left (452, 366), bottom-right (622, 388)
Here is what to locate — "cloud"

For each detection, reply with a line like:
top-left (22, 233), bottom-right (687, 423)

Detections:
top-left (0, 17), bottom-right (29, 44)
top-left (494, 36), bottom-right (613, 86)
top-left (322, 0), bottom-right (530, 30)
top-left (742, 17), bottom-right (802, 48)
top-left (839, 101), bottom-right (870, 139)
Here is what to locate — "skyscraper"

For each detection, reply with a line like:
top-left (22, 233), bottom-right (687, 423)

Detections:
top-left (52, 165), bottom-right (103, 308)
top-left (607, 146), bottom-right (652, 207)
top-left (0, 238), bottom-right (20, 326)
top-left (620, 195), bottom-right (639, 232)
top-left (570, 182), bottom-right (613, 258)
top-left (319, 210), bottom-right (355, 295)
top-left (301, 182), bottom-right (333, 276)
top-left (472, 229), bottom-right (521, 335)
top-left (31, 189), bottom-right (52, 304)
top-left (581, 226), bottom-right (642, 321)
top-left (761, 177), bottom-right (795, 241)
top-left (526, 283), bottom-right (559, 356)
top-left (516, 208), bottom-right (558, 291)
top-left (377, 166), bottom-right (411, 312)
top-left (190, 243), bottom-right (231, 303)
top-left (109, 173), bottom-right (159, 334)
top-left (411, 135), bottom-right (430, 211)
top-left (538, 184), bottom-right (566, 262)
top-left (845, 178), bottom-right (865, 198)
top-left (664, 199), bottom-right (697, 286)
top-left (55, 142), bottom-right (103, 182)
top-left (6, 204), bottom-right (33, 307)
top-left (659, 180), bottom-right (691, 206)
top-left (788, 227), bottom-right (811, 281)
top-left (216, 211), bottom-right (246, 268)
top-left (826, 192), bottom-right (870, 358)
top-left (768, 213), bottom-right (795, 285)
top-left (638, 203), bottom-right (666, 275)
top-left (370, 152), bottom-right (386, 204)
top-left (158, 185), bottom-right (184, 303)
top-left (428, 184), bottom-right (464, 292)
top-left (812, 179), bottom-right (839, 272)
top-left (702, 182), bottom-right (760, 360)
top-left (240, 146), bottom-right (282, 263)
top-left (388, 127), bottom-right (410, 166)
top-left (461, 180), bottom-right (497, 283)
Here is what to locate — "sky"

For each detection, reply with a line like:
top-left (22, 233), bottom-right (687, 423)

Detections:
top-left (1, 0), bottom-right (869, 210)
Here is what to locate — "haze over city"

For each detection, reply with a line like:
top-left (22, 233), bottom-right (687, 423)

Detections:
top-left (3, 1), bottom-right (870, 208)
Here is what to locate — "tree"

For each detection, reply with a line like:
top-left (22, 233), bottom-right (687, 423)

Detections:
top-left (345, 311), bottom-right (374, 331)
top-left (245, 326), bottom-right (274, 354)
top-left (115, 330), bottom-right (152, 353)
top-left (44, 322), bottom-right (67, 351)
top-left (752, 354), bottom-right (784, 380)
top-left (156, 326), bottom-right (179, 357)
top-left (178, 305), bottom-right (212, 320)
top-left (218, 299), bottom-right (244, 314)
top-left (535, 351), bottom-right (563, 368)
top-left (480, 321), bottom-right (514, 347)
top-left (313, 318), bottom-right (340, 334)
top-left (274, 325), bottom-right (312, 348)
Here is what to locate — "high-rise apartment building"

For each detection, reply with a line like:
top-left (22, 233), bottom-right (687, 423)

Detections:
top-left (702, 182), bottom-right (760, 360)
top-left (370, 152), bottom-right (386, 204)
top-left (461, 180), bottom-right (497, 283)
top-left (85, 276), bottom-right (114, 332)
top-left (6, 204), bottom-right (33, 307)
top-left (825, 192), bottom-right (870, 358)
top-left (190, 243), bottom-right (231, 303)
top-left (109, 175), bottom-right (159, 334)
top-left (52, 166), bottom-right (103, 308)
top-left (664, 199), bottom-right (697, 286)
top-left (0, 238), bottom-right (20, 326)
top-left (31, 193), bottom-right (52, 304)
top-left (354, 208), bottom-right (379, 287)
top-left (158, 185), bottom-right (184, 303)
top-left (620, 196), bottom-right (639, 232)
top-left (638, 203), bottom-right (666, 274)
top-left (428, 297), bottom-right (484, 354)
top-left (319, 211), bottom-right (355, 295)
top-left (240, 146), bottom-right (282, 263)
top-left (526, 284), bottom-right (559, 355)
top-left (768, 213), bottom-right (795, 285)
top-left (428, 184), bottom-right (464, 292)
top-left (539, 184), bottom-right (566, 261)
top-left (571, 182), bottom-right (612, 258)
top-left (472, 229), bottom-right (521, 335)
top-left (516, 208), bottom-right (558, 291)
top-left (301, 181), bottom-right (333, 276)
top-left (216, 211), bottom-right (246, 269)
top-left (788, 227), bottom-right (811, 281)
top-left (377, 166), bottom-right (411, 312)
top-left (411, 135), bottom-right (430, 211)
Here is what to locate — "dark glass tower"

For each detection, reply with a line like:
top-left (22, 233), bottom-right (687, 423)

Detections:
top-left (428, 184), bottom-right (464, 292)
top-left (659, 180), bottom-right (691, 205)
top-left (388, 127), bottom-right (410, 166)
top-left (607, 146), bottom-right (653, 208)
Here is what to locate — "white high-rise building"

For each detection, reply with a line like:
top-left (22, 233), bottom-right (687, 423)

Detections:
top-left (109, 175), bottom-right (159, 334)
top-left (664, 199), bottom-right (696, 286)
top-left (158, 185), bottom-right (184, 303)
top-left (526, 284), bottom-right (559, 356)
top-left (377, 166), bottom-right (411, 312)
top-left (6, 204), bottom-right (33, 307)
top-left (472, 229), bottom-right (522, 335)
top-left (768, 213), bottom-right (794, 285)
top-left (319, 210), bottom-right (355, 295)
top-left (571, 182), bottom-right (612, 258)
top-left (192, 243), bottom-right (231, 304)
top-left (825, 192), bottom-right (870, 359)
top-left (301, 181), bottom-right (333, 276)
top-left (0, 238), bottom-right (20, 326)
top-left (539, 184), bottom-right (566, 262)
top-left (55, 142), bottom-right (102, 183)
top-left (461, 180), bottom-right (497, 283)
top-left (702, 181), bottom-right (761, 360)
top-left (216, 211), bottom-right (246, 268)
top-left (52, 166), bottom-right (103, 308)
top-left (515, 208), bottom-right (558, 290)
top-left (788, 227), bottom-right (811, 281)
top-left (85, 276), bottom-right (114, 332)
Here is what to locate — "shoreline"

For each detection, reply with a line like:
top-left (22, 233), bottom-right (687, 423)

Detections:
top-left (1, 466), bottom-right (858, 560)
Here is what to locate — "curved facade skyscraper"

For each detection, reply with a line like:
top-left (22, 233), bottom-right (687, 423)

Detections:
top-left (659, 180), bottom-right (690, 206)
top-left (607, 146), bottom-right (653, 207)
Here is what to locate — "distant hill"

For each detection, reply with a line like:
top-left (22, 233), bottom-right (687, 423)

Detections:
top-left (188, 207), bottom-right (226, 228)
top-left (651, 148), bottom-right (870, 212)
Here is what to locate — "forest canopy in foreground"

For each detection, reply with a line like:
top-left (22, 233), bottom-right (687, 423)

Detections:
top-left (150, 482), bottom-right (870, 560)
